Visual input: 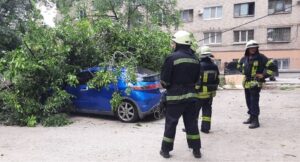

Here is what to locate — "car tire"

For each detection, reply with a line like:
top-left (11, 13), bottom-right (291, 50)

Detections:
top-left (116, 100), bottom-right (139, 122)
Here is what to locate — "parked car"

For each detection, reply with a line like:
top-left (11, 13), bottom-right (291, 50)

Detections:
top-left (65, 67), bottom-right (162, 122)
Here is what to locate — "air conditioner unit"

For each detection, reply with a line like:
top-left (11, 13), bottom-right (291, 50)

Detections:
top-left (198, 9), bottom-right (203, 15)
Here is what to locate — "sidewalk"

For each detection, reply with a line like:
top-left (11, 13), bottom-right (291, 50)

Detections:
top-left (222, 77), bottom-right (300, 90)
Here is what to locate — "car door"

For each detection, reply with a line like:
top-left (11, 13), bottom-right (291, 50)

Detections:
top-left (67, 71), bottom-right (101, 111)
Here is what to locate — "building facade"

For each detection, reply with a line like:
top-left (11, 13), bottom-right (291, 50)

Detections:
top-left (177, 0), bottom-right (300, 72)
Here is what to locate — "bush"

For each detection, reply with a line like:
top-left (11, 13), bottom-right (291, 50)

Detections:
top-left (42, 113), bottom-right (73, 127)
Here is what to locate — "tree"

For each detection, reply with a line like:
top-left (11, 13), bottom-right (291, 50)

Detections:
top-left (93, 0), bottom-right (179, 29)
top-left (0, 0), bottom-right (39, 56)
top-left (0, 0), bottom-right (175, 127)
top-left (0, 18), bottom-right (172, 126)
top-left (51, 0), bottom-right (179, 30)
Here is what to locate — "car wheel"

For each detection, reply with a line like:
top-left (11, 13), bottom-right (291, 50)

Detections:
top-left (116, 100), bottom-right (139, 122)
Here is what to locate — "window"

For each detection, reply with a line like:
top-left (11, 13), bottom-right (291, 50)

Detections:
top-left (268, 0), bottom-right (292, 14)
top-left (77, 71), bottom-right (93, 85)
top-left (204, 32), bottom-right (222, 45)
top-left (275, 58), bottom-right (290, 69)
top-left (234, 30), bottom-right (254, 43)
top-left (234, 2), bottom-right (255, 17)
top-left (181, 9), bottom-right (193, 22)
top-left (267, 27), bottom-right (291, 42)
top-left (203, 6), bottom-right (222, 20)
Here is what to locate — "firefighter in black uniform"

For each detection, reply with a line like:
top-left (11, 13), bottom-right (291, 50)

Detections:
top-left (160, 31), bottom-right (201, 158)
top-left (196, 46), bottom-right (220, 133)
top-left (237, 40), bottom-right (276, 129)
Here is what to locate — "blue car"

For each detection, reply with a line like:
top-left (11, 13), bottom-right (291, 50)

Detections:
top-left (66, 67), bottom-right (162, 122)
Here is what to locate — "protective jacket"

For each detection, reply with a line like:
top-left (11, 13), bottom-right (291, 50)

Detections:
top-left (160, 47), bottom-right (200, 104)
top-left (196, 57), bottom-right (219, 99)
top-left (237, 50), bottom-right (275, 89)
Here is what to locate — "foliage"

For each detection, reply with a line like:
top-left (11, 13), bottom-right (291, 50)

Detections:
top-left (52, 0), bottom-right (74, 14)
top-left (42, 113), bottom-right (73, 127)
top-left (0, 18), bottom-right (172, 126)
top-left (92, 0), bottom-right (179, 29)
top-left (52, 0), bottom-right (179, 30)
top-left (0, 0), bottom-right (40, 56)
top-left (110, 92), bottom-right (123, 112)
top-left (0, 21), bottom-right (73, 126)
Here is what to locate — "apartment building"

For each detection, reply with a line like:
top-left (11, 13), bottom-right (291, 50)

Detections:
top-left (177, 0), bottom-right (300, 72)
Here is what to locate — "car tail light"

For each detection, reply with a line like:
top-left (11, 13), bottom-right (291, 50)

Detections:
top-left (131, 83), bottom-right (161, 90)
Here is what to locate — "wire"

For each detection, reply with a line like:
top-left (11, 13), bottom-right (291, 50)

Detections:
top-left (197, 3), bottom-right (298, 43)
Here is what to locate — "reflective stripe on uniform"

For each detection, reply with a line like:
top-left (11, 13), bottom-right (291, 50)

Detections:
top-left (163, 137), bottom-right (174, 143)
top-left (267, 70), bottom-right (273, 75)
top-left (251, 61), bottom-right (258, 77)
top-left (166, 93), bottom-right (198, 101)
top-left (202, 86), bottom-right (208, 93)
top-left (203, 72), bottom-right (208, 83)
top-left (197, 94), bottom-right (210, 99)
top-left (237, 60), bottom-right (241, 69)
top-left (174, 58), bottom-right (198, 66)
top-left (266, 60), bottom-right (273, 67)
top-left (242, 63), bottom-right (245, 74)
top-left (197, 91), bottom-right (216, 99)
top-left (186, 134), bottom-right (200, 140)
top-left (244, 80), bottom-right (263, 89)
top-left (202, 116), bottom-right (211, 122)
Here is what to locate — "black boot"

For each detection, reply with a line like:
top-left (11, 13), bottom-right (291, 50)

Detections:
top-left (243, 115), bottom-right (253, 124)
top-left (160, 150), bottom-right (170, 158)
top-left (249, 116), bottom-right (260, 129)
top-left (201, 128), bottom-right (209, 134)
top-left (192, 149), bottom-right (202, 158)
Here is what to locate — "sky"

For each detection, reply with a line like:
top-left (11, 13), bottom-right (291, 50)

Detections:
top-left (36, 0), bottom-right (57, 27)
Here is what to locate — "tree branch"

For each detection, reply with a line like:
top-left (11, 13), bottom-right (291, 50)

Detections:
top-left (109, 1), bottom-right (119, 20)
top-left (23, 41), bottom-right (36, 58)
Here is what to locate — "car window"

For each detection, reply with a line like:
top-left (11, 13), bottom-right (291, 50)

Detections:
top-left (136, 67), bottom-right (160, 82)
top-left (77, 71), bottom-right (93, 85)
top-left (137, 67), bottom-right (156, 76)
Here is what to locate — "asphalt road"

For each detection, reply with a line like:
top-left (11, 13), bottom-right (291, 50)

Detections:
top-left (0, 89), bottom-right (299, 162)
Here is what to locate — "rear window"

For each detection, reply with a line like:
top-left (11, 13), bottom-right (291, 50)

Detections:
top-left (136, 67), bottom-right (160, 82)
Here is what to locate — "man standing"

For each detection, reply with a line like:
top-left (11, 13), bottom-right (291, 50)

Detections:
top-left (160, 31), bottom-right (201, 158)
top-left (237, 40), bottom-right (275, 129)
top-left (196, 46), bottom-right (219, 133)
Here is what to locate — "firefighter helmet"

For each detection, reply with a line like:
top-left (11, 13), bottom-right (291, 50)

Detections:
top-left (196, 46), bottom-right (213, 58)
top-left (171, 31), bottom-right (192, 45)
top-left (246, 40), bottom-right (259, 49)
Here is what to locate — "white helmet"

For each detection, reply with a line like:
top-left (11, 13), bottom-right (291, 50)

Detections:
top-left (172, 31), bottom-right (192, 45)
top-left (246, 40), bottom-right (259, 49)
top-left (196, 46), bottom-right (213, 58)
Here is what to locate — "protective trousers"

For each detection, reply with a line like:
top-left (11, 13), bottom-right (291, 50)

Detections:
top-left (161, 101), bottom-right (201, 152)
top-left (244, 87), bottom-right (261, 116)
top-left (197, 98), bottom-right (213, 131)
